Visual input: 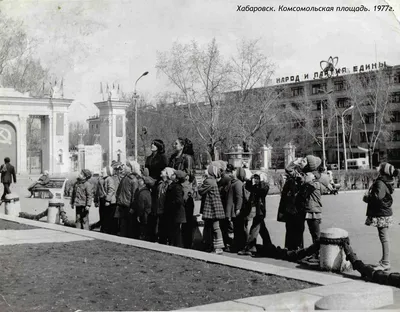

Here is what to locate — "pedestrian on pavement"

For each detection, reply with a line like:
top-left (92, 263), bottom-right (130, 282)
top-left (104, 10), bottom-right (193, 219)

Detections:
top-left (115, 160), bottom-right (140, 238)
top-left (238, 172), bottom-right (272, 257)
top-left (364, 162), bottom-right (398, 271)
top-left (28, 170), bottom-right (50, 198)
top-left (92, 166), bottom-right (117, 234)
top-left (0, 157), bottom-right (16, 203)
top-left (70, 169), bottom-right (93, 230)
top-left (219, 164), bottom-right (235, 252)
top-left (164, 170), bottom-right (187, 247)
top-left (198, 164), bottom-right (225, 254)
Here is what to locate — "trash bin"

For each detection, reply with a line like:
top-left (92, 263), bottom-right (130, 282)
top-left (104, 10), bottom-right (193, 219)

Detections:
top-left (4, 193), bottom-right (21, 217)
top-left (47, 199), bottom-right (64, 224)
top-left (320, 228), bottom-right (352, 272)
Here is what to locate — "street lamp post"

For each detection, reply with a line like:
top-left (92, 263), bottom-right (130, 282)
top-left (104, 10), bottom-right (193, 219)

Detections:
top-left (318, 89), bottom-right (333, 170)
top-left (341, 105), bottom-right (354, 171)
top-left (133, 71), bottom-right (149, 161)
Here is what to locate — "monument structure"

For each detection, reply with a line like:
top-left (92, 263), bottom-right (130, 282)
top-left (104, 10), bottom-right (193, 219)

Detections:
top-left (0, 86), bottom-right (72, 174)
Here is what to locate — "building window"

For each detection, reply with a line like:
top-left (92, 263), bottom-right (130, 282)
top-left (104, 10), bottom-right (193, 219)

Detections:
top-left (364, 113), bottom-right (376, 124)
top-left (336, 98), bottom-right (350, 108)
top-left (291, 102), bottom-right (300, 110)
top-left (334, 81), bottom-right (346, 92)
top-left (91, 124), bottom-right (94, 129)
top-left (96, 124), bottom-right (99, 129)
top-left (291, 87), bottom-right (304, 97)
top-left (311, 84), bottom-right (326, 95)
top-left (314, 100), bottom-right (328, 110)
top-left (293, 119), bottom-right (305, 129)
top-left (360, 132), bottom-right (373, 143)
top-left (388, 149), bottom-right (400, 159)
top-left (391, 111), bottom-right (400, 123)
top-left (393, 131), bottom-right (400, 141)
top-left (393, 74), bottom-right (400, 84)
top-left (58, 149), bottom-right (63, 164)
top-left (391, 92), bottom-right (400, 103)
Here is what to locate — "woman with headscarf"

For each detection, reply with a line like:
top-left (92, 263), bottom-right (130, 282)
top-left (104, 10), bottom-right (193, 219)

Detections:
top-left (154, 167), bottom-right (175, 244)
top-left (70, 169), bottom-right (93, 230)
top-left (198, 164), bottom-right (226, 254)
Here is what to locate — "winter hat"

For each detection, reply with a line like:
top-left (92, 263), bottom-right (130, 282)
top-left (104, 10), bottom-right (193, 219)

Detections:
top-left (126, 160), bottom-right (141, 176)
top-left (207, 164), bottom-right (221, 179)
top-left (152, 139), bottom-right (165, 154)
top-left (305, 155), bottom-right (322, 171)
top-left (211, 160), bottom-right (227, 173)
top-left (164, 167), bottom-right (176, 180)
top-left (102, 166), bottom-right (113, 178)
top-left (81, 169), bottom-right (92, 180)
top-left (379, 162), bottom-right (399, 178)
top-left (175, 170), bottom-right (187, 181)
top-left (236, 167), bottom-right (247, 182)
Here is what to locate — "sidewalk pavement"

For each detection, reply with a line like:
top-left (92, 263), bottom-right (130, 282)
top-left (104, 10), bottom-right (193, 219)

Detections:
top-left (0, 213), bottom-right (397, 311)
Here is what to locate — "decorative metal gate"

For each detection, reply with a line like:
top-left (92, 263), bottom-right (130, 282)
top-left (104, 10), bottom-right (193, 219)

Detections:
top-left (27, 150), bottom-right (42, 174)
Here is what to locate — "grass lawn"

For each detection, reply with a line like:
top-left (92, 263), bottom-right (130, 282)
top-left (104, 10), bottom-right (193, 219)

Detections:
top-left (0, 229), bottom-right (317, 311)
top-left (0, 219), bottom-right (36, 230)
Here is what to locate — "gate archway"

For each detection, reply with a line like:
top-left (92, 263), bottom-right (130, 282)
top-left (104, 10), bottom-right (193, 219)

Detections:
top-left (0, 121), bottom-right (17, 171)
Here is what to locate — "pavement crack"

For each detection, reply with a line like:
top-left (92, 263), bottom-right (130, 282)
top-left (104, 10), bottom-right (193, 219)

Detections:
top-left (232, 299), bottom-right (266, 311)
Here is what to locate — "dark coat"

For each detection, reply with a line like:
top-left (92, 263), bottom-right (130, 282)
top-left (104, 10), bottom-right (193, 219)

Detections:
top-left (116, 173), bottom-right (138, 208)
top-left (168, 153), bottom-right (193, 174)
top-left (1, 163), bottom-right (16, 184)
top-left (145, 152), bottom-right (168, 180)
top-left (164, 181), bottom-right (186, 223)
top-left (151, 180), bottom-right (170, 215)
top-left (245, 180), bottom-right (269, 217)
top-left (366, 176), bottom-right (394, 217)
top-left (70, 179), bottom-right (93, 207)
top-left (225, 178), bottom-right (244, 218)
top-left (133, 186), bottom-right (152, 224)
top-left (199, 177), bottom-right (225, 220)
top-left (277, 177), bottom-right (301, 222)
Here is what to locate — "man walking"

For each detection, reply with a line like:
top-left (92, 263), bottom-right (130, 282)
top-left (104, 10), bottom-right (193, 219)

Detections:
top-left (1, 157), bottom-right (16, 203)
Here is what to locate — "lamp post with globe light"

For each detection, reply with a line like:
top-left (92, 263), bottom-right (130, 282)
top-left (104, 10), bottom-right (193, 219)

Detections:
top-left (341, 105), bottom-right (354, 171)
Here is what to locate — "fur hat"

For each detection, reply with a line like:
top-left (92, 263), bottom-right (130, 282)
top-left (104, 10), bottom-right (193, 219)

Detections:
top-left (175, 170), bottom-right (187, 181)
top-left (379, 162), bottom-right (399, 178)
top-left (102, 166), bottom-right (113, 178)
top-left (81, 169), bottom-right (92, 179)
top-left (152, 139), bottom-right (165, 154)
top-left (305, 155), bottom-right (322, 171)
top-left (163, 167), bottom-right (175, 180)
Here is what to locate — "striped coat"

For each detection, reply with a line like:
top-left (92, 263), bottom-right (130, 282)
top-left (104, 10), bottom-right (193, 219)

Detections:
top-left (199, 177), bottom-right (225, 220)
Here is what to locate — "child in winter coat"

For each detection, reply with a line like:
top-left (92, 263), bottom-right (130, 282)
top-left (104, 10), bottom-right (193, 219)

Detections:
top-left (164, 170), bottom-right (187, 247)
top-left (199, 165), bottom-right (226, 254)
top-left (132, 175), bottom-right (152, 240)
top-left (70, 169), bottom-right (93, 230)
top-left (364, 162), bottom-right (398, 271)
top-left (92, 166), bottom-right (117, 234)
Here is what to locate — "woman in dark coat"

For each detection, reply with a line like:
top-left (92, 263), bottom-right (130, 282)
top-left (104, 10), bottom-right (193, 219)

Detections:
top-left (168, 138), bottom-right (194, 175)
top-left (164, 170), bottom-right (187, 247)
top-left (145, 140), bottom-right (168, 180)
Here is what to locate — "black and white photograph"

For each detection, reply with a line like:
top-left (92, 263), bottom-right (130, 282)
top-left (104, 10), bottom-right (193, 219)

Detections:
top-left (0, 0), bottom-right (399, 310)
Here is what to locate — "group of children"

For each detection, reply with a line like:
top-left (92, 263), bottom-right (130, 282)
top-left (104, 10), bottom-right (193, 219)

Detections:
top-left (68, 156), bottom-right (398, 269)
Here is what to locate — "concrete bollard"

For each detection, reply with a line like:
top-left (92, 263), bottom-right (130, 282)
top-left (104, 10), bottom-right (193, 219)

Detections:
top-left (47, 199), bottom-right (64, 224)
top-left (319, 228), bottom-right (352, 272)
top-left (4, 193), bottom-right (21, 217)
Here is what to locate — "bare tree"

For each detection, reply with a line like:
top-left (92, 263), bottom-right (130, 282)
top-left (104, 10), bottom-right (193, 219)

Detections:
top-left (156, 38), bottom-right (233, 160)
top-left (344, 69), bottom-right (393, 167)
top-left (69, 121), bottom-right (90, 150)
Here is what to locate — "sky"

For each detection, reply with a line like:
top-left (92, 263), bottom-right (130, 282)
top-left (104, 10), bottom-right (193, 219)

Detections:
top-left (1, 0), bottom-right (399, 122)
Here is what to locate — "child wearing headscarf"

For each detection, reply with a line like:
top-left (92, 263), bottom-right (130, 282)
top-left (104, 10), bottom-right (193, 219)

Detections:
top-left (364, 162), bottom-right (398, 271)
top-left (92, 166), bottom-right (117, 234)
top-left (154, 167), bottom-right (175, 244)
top-left (132, 175), bottom-right (152, 240)
top-left (70, 169), bottom-right (93, 230)
top-left (164, 170), bottom-right (187, 247)
top-left (198, 165), bottom-right (226, 254)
